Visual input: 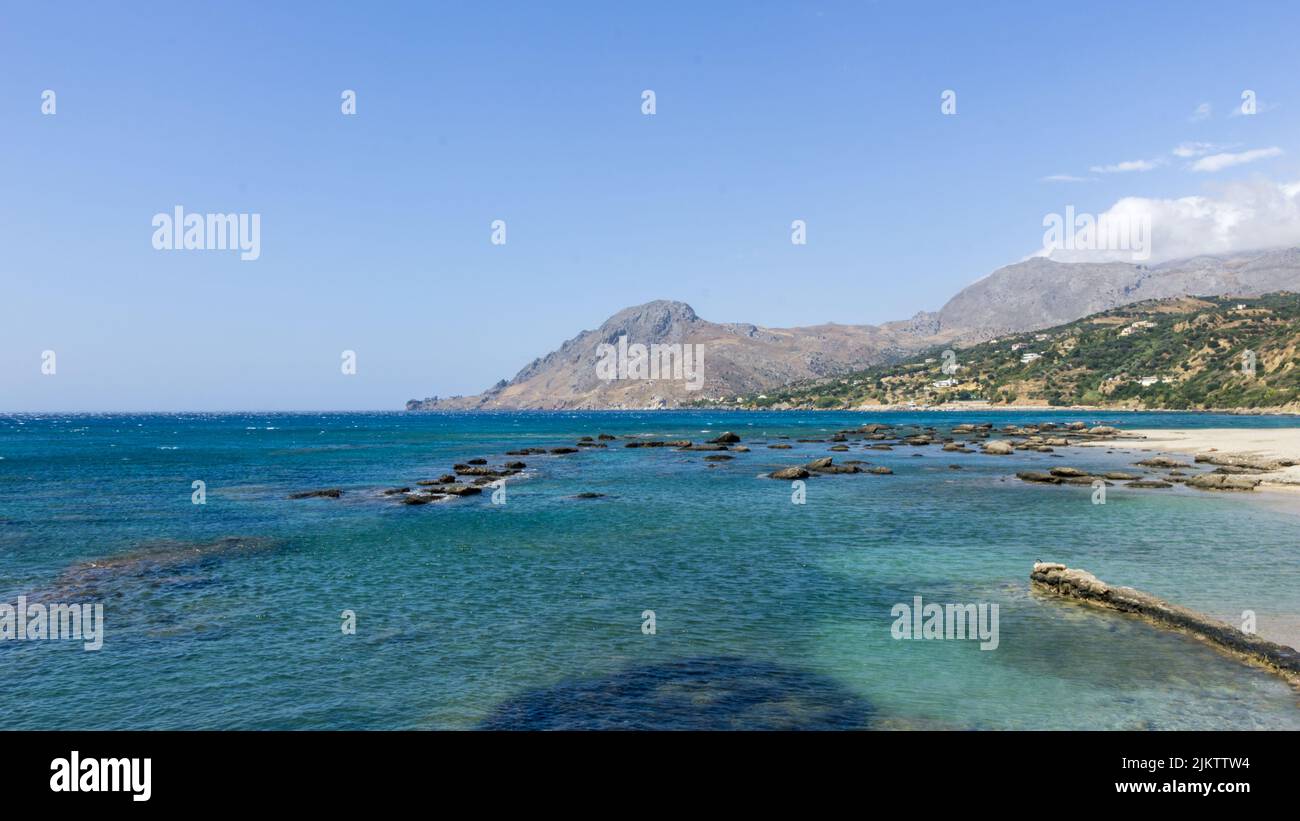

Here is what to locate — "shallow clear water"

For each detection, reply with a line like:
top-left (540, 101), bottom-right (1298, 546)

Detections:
top-left (0, 410), bottom-right (1297, 729)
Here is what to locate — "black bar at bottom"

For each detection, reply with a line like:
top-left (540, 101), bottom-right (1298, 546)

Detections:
top-left (4, 730), bottom-right (1291, 807)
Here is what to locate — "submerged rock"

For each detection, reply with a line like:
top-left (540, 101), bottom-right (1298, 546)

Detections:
top-left (288, 488), bottom-right (342, 499)
top-left (38, 536), bottom-right (282, 605)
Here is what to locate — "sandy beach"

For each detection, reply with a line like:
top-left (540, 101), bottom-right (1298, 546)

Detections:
top-left (1121, 428), bottom-right (1300, 490)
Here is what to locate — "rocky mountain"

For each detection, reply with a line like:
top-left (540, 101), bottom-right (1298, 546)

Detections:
top-left (936, 248), bottom-right (1300, 340)
top-left (408, 301), bottom-right (961, 410)
top-left (406, 247), bottom-right (1300, 410)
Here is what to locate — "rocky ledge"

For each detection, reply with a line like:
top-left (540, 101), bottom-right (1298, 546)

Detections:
top-left (1031, 562), bottom-right (1300, 688)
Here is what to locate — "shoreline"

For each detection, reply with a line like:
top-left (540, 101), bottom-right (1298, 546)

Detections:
top-left (406, 403), bottom-right (1300, 416)
top-left (1114, 428), bottom-right (1300, 493)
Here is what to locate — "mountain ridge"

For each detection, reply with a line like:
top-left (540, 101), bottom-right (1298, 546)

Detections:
top-left (406, 247), bottom-right (1300, 410)
top-left (733, 292), bottom-right (1300, 411)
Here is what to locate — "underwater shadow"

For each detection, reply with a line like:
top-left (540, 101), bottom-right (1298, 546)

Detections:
top-left (478, 655), bottom-right (874, 730)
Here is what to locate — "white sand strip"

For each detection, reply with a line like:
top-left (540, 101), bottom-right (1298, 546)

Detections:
top-left (1115, 428), bottom-right (1300, 490)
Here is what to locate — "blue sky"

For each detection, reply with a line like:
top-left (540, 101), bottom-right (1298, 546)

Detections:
top-left (2, 1), bottom-right (1298, 410)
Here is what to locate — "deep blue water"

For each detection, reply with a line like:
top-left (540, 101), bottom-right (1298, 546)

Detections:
top-left (1, 409), bottom-right (1297, 729)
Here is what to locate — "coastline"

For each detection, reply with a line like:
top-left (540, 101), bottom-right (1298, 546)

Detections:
top-left (836, 402), bottom-right (1298, 416)
top-left (405, 404), bottom-right (1300, 416)
top-left (1116, 428), bottom-right (1300, 492)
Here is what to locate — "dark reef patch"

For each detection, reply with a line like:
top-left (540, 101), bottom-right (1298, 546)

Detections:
top-left (38, 536), bottom-right (281, 603)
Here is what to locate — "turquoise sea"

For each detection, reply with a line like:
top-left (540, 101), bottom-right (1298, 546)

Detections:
top-left (1, 410), bottom-right (1297, 730)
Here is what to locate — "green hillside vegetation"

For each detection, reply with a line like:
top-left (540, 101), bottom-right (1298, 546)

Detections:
top-left (713, 293), bottom-right (1300, 411)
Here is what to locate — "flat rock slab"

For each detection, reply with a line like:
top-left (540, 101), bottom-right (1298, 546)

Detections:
top-left (1031, 562), bottom-right (1300, 687)
top-left (1186, 473), bottom-right (1261, 491)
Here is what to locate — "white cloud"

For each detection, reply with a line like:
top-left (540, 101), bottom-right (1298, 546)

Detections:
top-left (1190, 102), bottom-right (1212, 122)
top-left (1036, 178), bottom-right (1300, 264)
top-left (1090, 158), bottom-right (1161, 174)
top-left (1190, 147), bottom-right (1283, 172)
top-left (1172, 141), bottom-right (1223, 158)
top-left (1040, 174), bottom-right (1092, 183)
